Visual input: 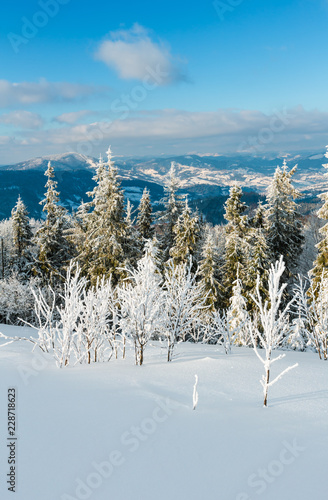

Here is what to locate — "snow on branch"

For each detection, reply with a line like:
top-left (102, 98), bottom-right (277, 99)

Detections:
top-left (249, 257), bottom-right (298, 407)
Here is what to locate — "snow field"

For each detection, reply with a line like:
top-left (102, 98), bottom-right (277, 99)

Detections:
top-left (0, 325), bottom-right (327, 500)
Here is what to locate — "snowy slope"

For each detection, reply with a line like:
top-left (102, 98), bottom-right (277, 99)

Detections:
top-left (0, 325), bottom-right (327, 500)
top-left (0, 153), bottom-right (97, 172)
top-left (1, 151), bottom-right (327, 193)
top-left (1, 151), bottom-right (327, 221)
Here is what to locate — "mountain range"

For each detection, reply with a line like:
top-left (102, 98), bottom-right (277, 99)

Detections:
top-left (0, 150), bottom-right (326, 223)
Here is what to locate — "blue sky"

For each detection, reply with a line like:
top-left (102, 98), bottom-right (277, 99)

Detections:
top-left (0, 0), bottom-right (328, 162)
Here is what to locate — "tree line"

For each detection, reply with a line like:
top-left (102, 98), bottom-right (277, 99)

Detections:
top-left (1, 146), bottom-right (328, 408)
top-left (0, 146), bottom-right (327, 339)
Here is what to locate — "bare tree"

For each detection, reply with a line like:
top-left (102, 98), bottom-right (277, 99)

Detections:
top-left (295, 274), bottom-right (328, 360)
top-left (163, 258), bottom-right (208, 361)
top-left (54, 263), bottom-right (87, 367)
top-left (118, 242), bottom-right (165, 365)
top-left (249, 257), bottom-right (298, 406)
top-left (75, 276), bottom-right (115, 364)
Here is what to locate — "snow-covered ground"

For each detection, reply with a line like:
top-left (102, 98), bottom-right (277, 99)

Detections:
top-left (0, 324), bottom-right (327, 500)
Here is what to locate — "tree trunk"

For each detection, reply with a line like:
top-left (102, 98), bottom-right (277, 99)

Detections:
top-left (134, 341), bottom-right (144, 365)
top-left (263, 368), bottom-right (270, 407)
top-left (113, 331), bottom-right (118, 359)
top-left (167, 342), bottom-right (174, 362)
top-left (134, 340), bottom-right (138, 365)
top-left (313, 330), bottom-right (322, 359)
top-left (122, 335), bottom-right (126, 359)
top-left (1, 238), bottom-right (5, 279)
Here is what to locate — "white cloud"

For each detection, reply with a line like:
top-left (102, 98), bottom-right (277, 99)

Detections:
top-left (0, 79), bottom-right (108, 107)
top-left (0, 110), bottom-right (44, 129)
top-left (2, 106), bottom-right (328, 162)
top-left (95, 24), bottom-right (188, 85)
top-left (54, 110), bottom-right (94, 124)
top-left (44, 106), bottom-right (327, 145)
top-left (0, 136), bottom-right (12, 146)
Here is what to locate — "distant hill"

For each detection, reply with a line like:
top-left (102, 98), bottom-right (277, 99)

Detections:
top-left (0, 151), bottom-right (325, 222)
top-left (0, 152), bottom-right (96, 172)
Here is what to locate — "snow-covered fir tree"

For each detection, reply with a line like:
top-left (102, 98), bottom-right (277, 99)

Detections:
top-left (223, 184), bottom-right (249, 304)
top-left (158, 162), bottom-right (185, 265)
top-left (11, 195), bottom-right (33, 275)
top-left (0, 219), bottom-right (14, 279)
top-left (311, 146), bottom-right (328, 289)
top-left (250, 200), bottom-right (266, 229)
top-left (33, 162), bottom-right (74, 286)
top-left (136, 187), bottom-right (154, 246)
top-left (227, 268), bottom-right (250, 346)
top-left (246, 228), bottom-right (270, 306)
top-left (297, 214), bottom-right (322, 278)
top-left (265, 160), bottom-right (304, 287)
top-left (199, 229), bottom-right (221, 310)
top-left (81, 148), bottom-right (127, 285)
top-left (121, 199), bottom-right (141, 270)
top-left (68, 200), bottom-right (90, 272)
top-left (245, 202), bottom-right (270, 306)
top-left (170, 198), bottom-right (200, 269)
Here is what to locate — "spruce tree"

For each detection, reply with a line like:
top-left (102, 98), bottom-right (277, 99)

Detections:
top-left (227, 269), bottom-right (250, 346)
top-left (136, 188), bottom-right (153, 245)
top-left (245, 202), bottom-right (270, 305)
top-left (199, 230), bottom-right (221, 310)
top-left (82, 148), bottom-right (126, 285)
top-left (266, 160), bottom-right (304, 284)
top-left (11, 195), bottom-right (33, 276)
top-left (0, 219), bottom-right (14, 279)
top-left (170, 198), bottom-right (200, 268)
top-left (311, 146), bottom-right (328, 288)
top-left (223, 184), bottom-right (249, 304)
top-left (68, 201), bottom-right (90, 271)
top-left (250, 200), bottom-right (266, 229)
top-left (122, 200), bottom-right (142, 270)
top-left (34, 162), bottom-right (74, 285)
top-left (158, 162), bottom-right (184, 264)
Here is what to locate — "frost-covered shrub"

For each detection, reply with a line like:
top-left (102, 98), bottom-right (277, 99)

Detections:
top-left (294, 274), bottom-right (328, 360)
top-left (0, 219), bottom-right (14, 279)
top-left (118, 242), bottom-right (165, 365)
top-left (31, 263), bottom-right (123, 367)
top-left (163, 258), bottom-right (208, 361)
top-left (0, 274), bottom-right (35, 324)
top-left (249, 257), bottom-right (298, 407)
